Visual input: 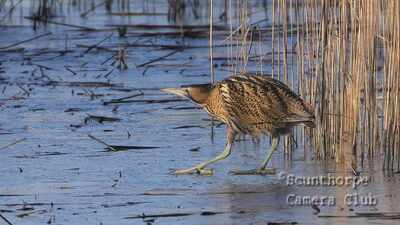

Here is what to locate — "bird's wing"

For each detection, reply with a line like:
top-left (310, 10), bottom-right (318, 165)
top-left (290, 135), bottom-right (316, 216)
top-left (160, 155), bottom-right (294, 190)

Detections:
top-left (220, 75), bottom-right (314, 127)
top-left (254, 75), bottom-right (314, 120)
top-left (219, 75), bottom-right (288, 126)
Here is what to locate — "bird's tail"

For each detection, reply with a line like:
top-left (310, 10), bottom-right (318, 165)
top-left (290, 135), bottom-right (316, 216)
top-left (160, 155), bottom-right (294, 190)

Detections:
top-left (303, 120), bottom-right (316, 128)
top-left (302, 101), bottom-right (315, 129)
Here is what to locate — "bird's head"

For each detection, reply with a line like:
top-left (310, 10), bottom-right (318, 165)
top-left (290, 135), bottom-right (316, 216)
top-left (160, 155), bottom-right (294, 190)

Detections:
top-left (161, 83), bottom-right (213, 105)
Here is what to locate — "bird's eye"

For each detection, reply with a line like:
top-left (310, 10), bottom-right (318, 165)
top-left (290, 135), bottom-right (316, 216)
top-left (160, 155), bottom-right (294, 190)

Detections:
top-left (185, 89), bottom-right (192, 98)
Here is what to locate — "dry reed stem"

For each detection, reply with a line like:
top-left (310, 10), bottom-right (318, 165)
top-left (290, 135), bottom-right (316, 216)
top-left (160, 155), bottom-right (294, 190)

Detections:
top-left (289, 0), bottom-right (400, 171)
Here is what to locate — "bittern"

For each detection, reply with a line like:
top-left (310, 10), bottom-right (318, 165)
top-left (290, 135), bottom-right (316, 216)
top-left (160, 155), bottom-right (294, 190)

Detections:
top-left (162, 73), bottom-right (314, 175)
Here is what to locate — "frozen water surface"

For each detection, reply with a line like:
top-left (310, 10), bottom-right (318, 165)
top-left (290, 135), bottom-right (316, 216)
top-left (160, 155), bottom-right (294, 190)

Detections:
top-left (0, 1), bottom-right (399, 225)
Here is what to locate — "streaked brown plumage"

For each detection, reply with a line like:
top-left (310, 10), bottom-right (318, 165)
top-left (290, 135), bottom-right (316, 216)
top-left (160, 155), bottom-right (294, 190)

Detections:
top-left (162, 73), bottom-right (314, 175)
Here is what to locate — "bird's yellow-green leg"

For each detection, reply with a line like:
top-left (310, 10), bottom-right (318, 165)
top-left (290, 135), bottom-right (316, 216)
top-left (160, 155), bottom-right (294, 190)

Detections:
top-left (231, 137), bottom-right (280, 175)
top-left (172, 128), bottom-right (236, 176)
top-left (172, 142), bottom-right (232, 175)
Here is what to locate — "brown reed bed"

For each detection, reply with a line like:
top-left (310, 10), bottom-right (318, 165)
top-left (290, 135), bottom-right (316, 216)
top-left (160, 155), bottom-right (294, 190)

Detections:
top-left (279, 0), bottom-right (400, 171)
top-left (223, 0), bottom-right (399, 171)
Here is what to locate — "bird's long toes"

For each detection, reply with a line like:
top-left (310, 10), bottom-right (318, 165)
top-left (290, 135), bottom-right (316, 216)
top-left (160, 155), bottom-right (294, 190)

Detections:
top-left (171, 167), bottom-right (214, 176)
top-left (229, 169), bottom-right (258, 175)
top-left (256, 167), bottom-right (276, 175)
top-left (229, 168), bottom-right (276, 176)
top-left (170, 168), bottom-right (196, 175)
top-left (196, 168), bottom-right (214, 176)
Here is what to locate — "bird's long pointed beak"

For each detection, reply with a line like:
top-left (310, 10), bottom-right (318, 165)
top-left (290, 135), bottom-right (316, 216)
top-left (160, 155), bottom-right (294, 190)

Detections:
top-left (161, 88), bottom-right (188, 98)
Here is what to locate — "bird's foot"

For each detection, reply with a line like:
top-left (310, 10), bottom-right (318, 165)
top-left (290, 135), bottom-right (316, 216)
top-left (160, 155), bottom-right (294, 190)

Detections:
top-left (171, 166), bottom-right (214, 176)
top-left (229, 167), bottom-right (276, 175)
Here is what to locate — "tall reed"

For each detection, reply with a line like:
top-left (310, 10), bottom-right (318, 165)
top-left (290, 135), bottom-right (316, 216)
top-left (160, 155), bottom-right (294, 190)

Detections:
top-left (291, 0), bottom-right (400, 171)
